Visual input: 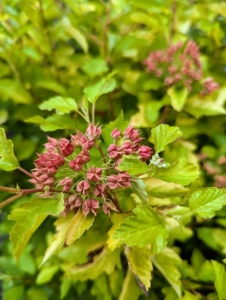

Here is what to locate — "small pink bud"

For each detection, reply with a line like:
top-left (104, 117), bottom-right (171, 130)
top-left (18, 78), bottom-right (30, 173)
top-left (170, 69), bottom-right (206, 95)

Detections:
top-left (108, 144), bottom-right (122, 160)
top-left (68, 158), bottom-right (83, 171)
top-left (79, 149), bottom-right (90, 163)
top-left (139, 146), bottom-right (153, 161)
top-left (121, 142), bottom-right (133, 155)
top-left (82, 199), bottom-right (99, 216)
top-left (87, 167), bottom-right (102, 182)
top-left (93, 183), bottom-right (107, 197)
top-left (111, 128), bottom-right (121, 139)
top-left (76, 180), bottom-right (90, 195)
top-left (68, 195), bottom-right (82, 208)
top-left (71, 132), bottom-right (84, 148)
top-left (60, 177), bottom-right (73, 191)
top-left (43, 177), bottom-right (55, 187)
top-left (86, 124), bottom-right (102, 139)
top-left (59, 138), bottom-right (74, 157)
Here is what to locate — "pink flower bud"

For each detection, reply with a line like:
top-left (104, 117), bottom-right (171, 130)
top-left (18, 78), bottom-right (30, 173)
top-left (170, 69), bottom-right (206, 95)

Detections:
top-left (111, 128), bottom-right (121, 139)
top-left (44, 137), bottom-right (58, 150)
top-left (76, 180), bottom-right (90, 195)
top-left (59, 138), bottom-right (74, 157)
top-left (43, 177), bottom-right (55, 187)
top-left (60, 177), bottom-right (73, 191)
top-left (107, 174), bottom-right (119, 189)
top-left (139, 146), bottom-right (153, 161)
top-left (68, 195), bottom-right (82, 208)
top-left (86, 124), bottom-right (102, 139)
top-left (82, 199), bottom-right (99, 216)
top-left (78, 149), bottom-right (90, 163)
top-left (108, 144), bottom-right (122, 160)
top-left (87, 167), bottom-right (102, 182)
top-left (121, 142), bottom-right (133, 155)
top-left (102, 201), bottom-right (118, 216)
top-left (68, 158), bottom-right (83, 171)
top-left (71, 132), bottom-right (84, 148)
top-left (93, 183), bottom-right (107, 197)
top-left (82, 138), bottom-right (95, 150)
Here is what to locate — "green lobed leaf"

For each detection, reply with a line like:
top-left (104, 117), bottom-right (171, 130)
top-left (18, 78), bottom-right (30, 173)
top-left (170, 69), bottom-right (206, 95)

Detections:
top-left (82, 58), bottom-right (109, 78)
top-left (65, 247), bottom-right (120, 281)
top-left (65, 209), bottom-right (95, 246)
top-left (184, 98), bottom-right (226, 118)
top-left (41, 213), bottom-right (74, 266)
top-left (154, 159), bottom-right (199, 185)
top-left (84, 77), bottom-right (116, 104)
top-left (189, 188), bottom-right (226, 218)
top-left (144, 178), bottom-right (189, 198)
top-left (102, 111), bottom-right (128, 146)
top-left (36, 265), bottom-right (59, 285)
top-left (117, 155), bottom-right (149, 175)
top-left (39, 96), bottom-right (78, 115)
top-left (0, 128), bottom-right (19, 171)
top-left (131, 178), bottom-right (149, 203)
top-left (151, 124), bottom-right (183, 153)
top-left (113, 205), bottom-right (168, 253)
top-left (107, 213), bottom-right (130, 251)
top-left (8, 197), bottom-right (64, 260)
top-left (167, 86), bottom-right (188, 112)
top-left (125, 246), bottom-right (152, 292)
top-left (152, 248), bottom-right (182, 297)
top-left (119, 268), bottom-right (141, 300)
top-left (212, 260), bottom-right (226, 300)
top-left (0, 79), bottom-right (32, 104)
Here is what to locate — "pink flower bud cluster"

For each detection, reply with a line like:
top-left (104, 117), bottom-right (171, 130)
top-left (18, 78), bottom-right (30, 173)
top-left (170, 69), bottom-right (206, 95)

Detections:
top-left (144, 40), bottom-right (219, 95)
top-left (30, 124), bottom-right (138, 218)
top-left (108, 125), bottom-right (153, 164)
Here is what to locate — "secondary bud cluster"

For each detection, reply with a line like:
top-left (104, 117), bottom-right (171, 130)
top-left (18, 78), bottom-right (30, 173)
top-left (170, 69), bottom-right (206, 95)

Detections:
top-left (144, 40), bottom-right (219, 95)
top-left (30, 124), bottom-right (153, 217)
top-left (108, 125), bottom-right (153, 166)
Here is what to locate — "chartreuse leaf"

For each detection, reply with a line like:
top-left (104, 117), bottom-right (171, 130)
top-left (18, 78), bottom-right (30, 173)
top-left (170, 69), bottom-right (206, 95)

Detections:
top-left (107, 213), bottom-right (131, 251)
top-left (82, 58), bottom-right (109, 78)
top-left (189, 188), bottom-right (226, 218)
top-left (41, 213), bottom-right (74, 266)
top-left (39, 96), bottom-right (78, 115)
top-left (131, 178), bottom-right (148, 203)
top-left (26, 114), bottom-right (75, 132)
top-left (151, 124), bottom-right (183, 153)
top-left (36, 265), bottom-right (59, 285)
top-left (65, 209), bottom-right (95, 246)
top-left (152, 248), bottom-right (182, 297)
top-left (184, 97), bottom-right (226, 118)
top-left (119, 269), bottom-right (141, 300)
top-left (144, 178), bottom-right (189, 198)
top-left (182, 291), bottom-right (202, 300)
top-left (0, 79), bottom-right (32, 104)
top-left (84, 76), bottom-right (116, 104)
top-left (65, 247), bottom-right (120, 280)
top-left (8, 197), bottom-right (64, 260)
top-left (167, 86), bottom-right (188, 112)
top-left (102, 111), bottom-right (128, 145)
top-left (125, 246), bottom-right (152, 292)
top-left (154, 159), bottom-right (199, 185)
top-left (118, 155), bottom-right (149, 175)
top-left (212, 260), bottom-right (226, 300)
top-left (0, 128), bottom-right (19, 171)
top-left (113, 205), bottom-right (168, 253)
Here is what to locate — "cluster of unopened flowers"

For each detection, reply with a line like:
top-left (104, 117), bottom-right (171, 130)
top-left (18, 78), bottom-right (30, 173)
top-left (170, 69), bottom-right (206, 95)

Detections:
top-left (29, 124), bottom-right (153, 217)
top-left (144, 40), bottom-right (219, 96)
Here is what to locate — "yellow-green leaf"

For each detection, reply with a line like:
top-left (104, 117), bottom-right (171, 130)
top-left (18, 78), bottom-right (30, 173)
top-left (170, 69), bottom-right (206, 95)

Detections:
top-left (0, 128), bottom-right (19, 171)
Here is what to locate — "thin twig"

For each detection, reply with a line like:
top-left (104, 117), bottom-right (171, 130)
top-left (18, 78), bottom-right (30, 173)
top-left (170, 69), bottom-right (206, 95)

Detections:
top-left (0, 194), bottom-right (22, 209)
top-left (96, 144), bottom-right (107, 163)
top-left (92, 103), bottom-right (96, 124)
top-left (169, 0), bottom-right (177, 44)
